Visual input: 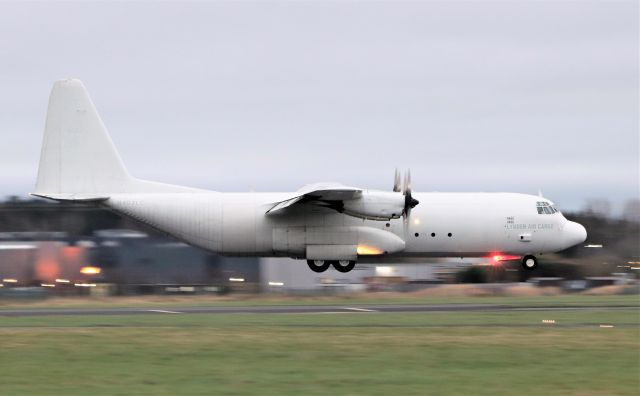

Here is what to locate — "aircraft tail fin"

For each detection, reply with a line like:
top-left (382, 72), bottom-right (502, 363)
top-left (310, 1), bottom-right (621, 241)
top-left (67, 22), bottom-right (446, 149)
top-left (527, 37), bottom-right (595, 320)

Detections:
top-left (33, 79), bottom-right (203, 201)
top-left (33, 79), bottom-right (132, 200)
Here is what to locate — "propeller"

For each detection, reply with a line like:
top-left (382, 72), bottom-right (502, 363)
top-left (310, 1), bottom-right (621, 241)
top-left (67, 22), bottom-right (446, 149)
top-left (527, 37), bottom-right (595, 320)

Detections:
top-left (402, 170), bottom-right (419, 221)
top-left (393, 169), bottom-right (419, 233)
top-left (392, 169), bottom-right (401, 192)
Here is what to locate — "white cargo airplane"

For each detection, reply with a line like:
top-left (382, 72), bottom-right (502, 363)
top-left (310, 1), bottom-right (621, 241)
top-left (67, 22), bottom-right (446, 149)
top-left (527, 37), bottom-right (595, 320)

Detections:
top-left (32, 79), bottom-right (587, 273)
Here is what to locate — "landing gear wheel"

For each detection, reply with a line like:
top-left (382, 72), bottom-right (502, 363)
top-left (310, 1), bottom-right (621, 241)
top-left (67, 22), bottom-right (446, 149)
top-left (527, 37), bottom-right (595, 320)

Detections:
top-left (332, 260), bottom-right (356, 273)
top-left (307, 260), bottom-right (331, 273)
top-left (522, 255), bottom-right (538, 270)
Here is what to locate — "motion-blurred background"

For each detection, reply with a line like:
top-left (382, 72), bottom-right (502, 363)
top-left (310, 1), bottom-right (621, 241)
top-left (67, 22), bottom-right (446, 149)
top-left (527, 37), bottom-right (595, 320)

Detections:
top-left (0, 196), bottom-right (637, 298)
top-left (0, 1), bottom-right (638, 298)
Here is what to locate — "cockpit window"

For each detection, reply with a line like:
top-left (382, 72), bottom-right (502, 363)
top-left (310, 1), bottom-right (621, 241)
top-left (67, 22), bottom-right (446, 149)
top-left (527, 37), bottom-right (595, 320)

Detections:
top-left (536, 201), bottom-right (558, 214)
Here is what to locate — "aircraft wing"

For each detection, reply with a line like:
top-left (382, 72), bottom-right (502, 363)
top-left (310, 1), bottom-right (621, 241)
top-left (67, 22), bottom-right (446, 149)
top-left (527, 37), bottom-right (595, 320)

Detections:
top-left (266, 183), bottom-right (362, 214)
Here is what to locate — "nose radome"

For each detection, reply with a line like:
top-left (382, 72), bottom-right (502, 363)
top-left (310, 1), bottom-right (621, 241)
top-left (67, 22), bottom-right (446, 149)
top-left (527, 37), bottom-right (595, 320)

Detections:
top-left (565, 221), bottom-right (587, 248)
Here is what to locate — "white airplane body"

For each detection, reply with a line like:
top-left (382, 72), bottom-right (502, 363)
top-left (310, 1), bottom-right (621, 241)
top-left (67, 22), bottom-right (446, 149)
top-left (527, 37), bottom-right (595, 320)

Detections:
top-left (32, 80), bottom-right (587, 273)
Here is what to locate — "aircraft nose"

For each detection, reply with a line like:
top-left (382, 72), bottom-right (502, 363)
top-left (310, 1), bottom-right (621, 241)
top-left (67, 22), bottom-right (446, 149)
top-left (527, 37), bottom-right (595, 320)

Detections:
top-left (564, 221), bottom-right (587, 248)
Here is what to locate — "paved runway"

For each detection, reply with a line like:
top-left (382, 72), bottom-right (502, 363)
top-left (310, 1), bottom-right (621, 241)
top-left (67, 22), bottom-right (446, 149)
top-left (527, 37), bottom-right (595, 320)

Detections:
top-left (1, 303), bottom-right (637, 317)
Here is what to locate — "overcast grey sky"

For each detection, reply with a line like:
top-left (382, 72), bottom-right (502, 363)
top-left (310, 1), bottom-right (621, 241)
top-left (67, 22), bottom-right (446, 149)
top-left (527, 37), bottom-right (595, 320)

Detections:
top-left (0, 1), bottom-right (638, 212)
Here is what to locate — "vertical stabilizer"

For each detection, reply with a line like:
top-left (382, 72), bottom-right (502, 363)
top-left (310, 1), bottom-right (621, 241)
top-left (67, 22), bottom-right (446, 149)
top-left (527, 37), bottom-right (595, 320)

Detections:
top-left (34, 79), bottom-right (132, 199)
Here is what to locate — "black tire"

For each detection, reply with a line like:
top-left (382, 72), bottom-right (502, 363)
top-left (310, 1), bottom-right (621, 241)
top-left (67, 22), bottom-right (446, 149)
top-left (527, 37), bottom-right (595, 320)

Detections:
top-left (332, 260), bottom-right (356, 273)
top-left (307, 260), bottom-right (331, 273)
top-left (522, 255), bottom-right (538, 270)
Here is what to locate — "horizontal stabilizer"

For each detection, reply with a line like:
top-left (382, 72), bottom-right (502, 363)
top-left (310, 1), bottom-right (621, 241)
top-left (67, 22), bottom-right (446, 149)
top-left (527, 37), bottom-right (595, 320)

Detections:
top-left (30, 193), bottom-right (109, 202)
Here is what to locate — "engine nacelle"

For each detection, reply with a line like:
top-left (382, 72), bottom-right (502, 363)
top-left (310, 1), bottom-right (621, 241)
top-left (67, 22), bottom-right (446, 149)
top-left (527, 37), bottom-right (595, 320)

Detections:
top-left (342, 191), bottom-right (405, 221)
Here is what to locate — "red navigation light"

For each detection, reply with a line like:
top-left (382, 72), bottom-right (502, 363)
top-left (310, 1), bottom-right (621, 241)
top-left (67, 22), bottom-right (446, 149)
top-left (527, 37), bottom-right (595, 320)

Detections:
top-left (491, 254), bottom-right (521, 263)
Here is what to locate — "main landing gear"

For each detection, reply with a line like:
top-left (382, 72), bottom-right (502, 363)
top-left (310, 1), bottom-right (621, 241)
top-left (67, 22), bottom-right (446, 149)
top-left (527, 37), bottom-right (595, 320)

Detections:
top-left (521, 255), bottom-right (538, 270)
top-left (306, 260), bottom-right (357, 273)
top-left (333, 260), bottom-right (356, 273)
top-left (306, 260), bottom-right (331, 273)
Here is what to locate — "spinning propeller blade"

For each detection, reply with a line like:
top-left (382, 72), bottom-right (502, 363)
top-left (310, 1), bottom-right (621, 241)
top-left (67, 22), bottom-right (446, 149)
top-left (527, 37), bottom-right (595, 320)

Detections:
top-left (393, 169), bottom-right (401, 192)
top-left (400, 169), bottom-right (419, 232)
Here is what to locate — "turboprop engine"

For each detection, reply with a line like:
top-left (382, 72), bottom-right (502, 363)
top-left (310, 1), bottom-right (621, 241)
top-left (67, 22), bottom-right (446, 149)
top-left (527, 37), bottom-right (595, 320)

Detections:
top-left (342, 191), bottom-right (405, 220)
top-left (341, 170), bottom-right (419, 222)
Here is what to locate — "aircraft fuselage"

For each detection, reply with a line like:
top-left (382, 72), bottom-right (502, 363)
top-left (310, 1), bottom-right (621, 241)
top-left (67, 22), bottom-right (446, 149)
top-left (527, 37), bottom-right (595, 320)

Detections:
top-left (105, 191), bottom-right (586, 262)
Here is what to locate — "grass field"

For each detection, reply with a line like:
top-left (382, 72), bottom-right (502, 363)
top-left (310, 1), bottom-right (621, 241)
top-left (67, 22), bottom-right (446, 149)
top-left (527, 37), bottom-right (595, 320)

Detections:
top-left (0, 292), bottom-right (638, 310)
top-left (1, 297), bottom-right (639, 395)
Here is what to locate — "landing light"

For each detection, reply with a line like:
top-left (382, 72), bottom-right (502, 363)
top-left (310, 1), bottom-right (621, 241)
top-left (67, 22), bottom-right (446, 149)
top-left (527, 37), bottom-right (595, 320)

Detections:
top-left (585, 244), bottom-right (603, 248)
top-left (2, 278), bottom-right (17, 283)
top-left (357, 245), bottom-right (384, 255)
top-left (55, 278), bottom-right (70, 283)
top-left (268, 281), bottom-right (284, 287)
top-left (229, 277), bottom-right (245, 282)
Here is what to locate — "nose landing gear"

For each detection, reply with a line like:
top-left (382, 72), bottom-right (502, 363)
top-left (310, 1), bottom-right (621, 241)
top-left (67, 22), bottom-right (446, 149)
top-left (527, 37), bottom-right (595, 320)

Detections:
top-left (522, 255), bottom-right (538, 270)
